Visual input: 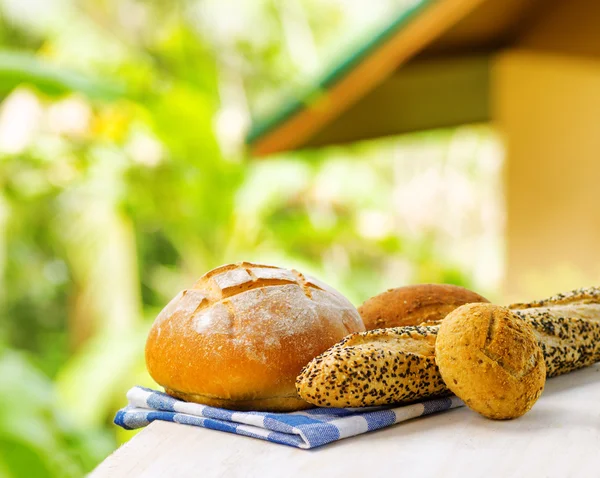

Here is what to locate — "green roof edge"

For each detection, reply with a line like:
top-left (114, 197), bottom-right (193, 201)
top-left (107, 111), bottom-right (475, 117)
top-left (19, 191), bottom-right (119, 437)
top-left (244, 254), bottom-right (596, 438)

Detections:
top-left (245, 0), bottom-right (436, 147)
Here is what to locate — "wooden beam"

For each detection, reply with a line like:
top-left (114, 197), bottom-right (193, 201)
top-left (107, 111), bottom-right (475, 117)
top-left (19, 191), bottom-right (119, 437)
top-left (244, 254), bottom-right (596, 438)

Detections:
top-left (304, 55), bottom-right (490, 148)
top-left (422, 0), bottom-right (545, 55)
top-left (517, 0), bottom-right (600, 58)
top-left (250, 0), bottom-right (487, 157)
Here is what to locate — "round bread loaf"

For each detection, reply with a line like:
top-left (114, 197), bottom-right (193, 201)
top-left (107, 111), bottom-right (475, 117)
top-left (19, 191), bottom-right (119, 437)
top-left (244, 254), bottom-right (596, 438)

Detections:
top-left (145, 262), bottom-right (365, 411)
top-left (359, 284), bottom-right (489, 330)
top-left (435, 303), bottom-right (546, 420)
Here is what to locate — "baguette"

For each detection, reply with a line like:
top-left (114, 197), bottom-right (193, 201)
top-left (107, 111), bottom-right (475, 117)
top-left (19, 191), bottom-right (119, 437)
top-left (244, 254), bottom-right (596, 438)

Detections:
top-left (296, 286), bottom-right (600, 407)
top-left (297, 325), bottom-right (445, 408)
top-left (509, 287), bottom-right (600, 377)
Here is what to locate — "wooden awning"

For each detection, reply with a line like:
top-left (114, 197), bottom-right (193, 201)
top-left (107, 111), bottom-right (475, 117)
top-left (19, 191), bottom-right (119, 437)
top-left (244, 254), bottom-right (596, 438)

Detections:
top-left (246, 0), bottom-right (547, 157)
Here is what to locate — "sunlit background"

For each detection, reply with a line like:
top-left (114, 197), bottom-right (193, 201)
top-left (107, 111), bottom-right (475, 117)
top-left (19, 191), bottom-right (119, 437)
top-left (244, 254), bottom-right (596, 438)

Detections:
top-left (0, 0), bottom-right (504, 475)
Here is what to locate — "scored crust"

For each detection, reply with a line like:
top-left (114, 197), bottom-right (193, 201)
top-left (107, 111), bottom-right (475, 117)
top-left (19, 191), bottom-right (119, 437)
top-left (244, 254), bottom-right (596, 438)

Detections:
top-left (145, 262), bottom-right (365, 411)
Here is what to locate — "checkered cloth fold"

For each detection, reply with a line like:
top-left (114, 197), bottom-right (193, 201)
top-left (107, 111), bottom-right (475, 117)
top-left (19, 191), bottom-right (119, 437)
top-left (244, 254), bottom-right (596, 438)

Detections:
top-left (115, 386), bottom-right (463, 449)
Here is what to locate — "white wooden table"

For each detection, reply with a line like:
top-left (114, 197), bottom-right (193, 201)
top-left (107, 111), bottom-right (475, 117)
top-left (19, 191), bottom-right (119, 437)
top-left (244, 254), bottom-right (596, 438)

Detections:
top-left (92, 363), bottom-right (600, 478)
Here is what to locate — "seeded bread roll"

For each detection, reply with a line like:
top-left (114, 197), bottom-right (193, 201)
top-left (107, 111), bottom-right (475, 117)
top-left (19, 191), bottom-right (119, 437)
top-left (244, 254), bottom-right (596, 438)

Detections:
top-left (146, 262), bottom-right (365, 411)
top-left (297, 286), bottom-right (600, 407)
top-left (358, 284), bottom-right (489, 330)
top-left (436, 303), bottom-right (546, 419)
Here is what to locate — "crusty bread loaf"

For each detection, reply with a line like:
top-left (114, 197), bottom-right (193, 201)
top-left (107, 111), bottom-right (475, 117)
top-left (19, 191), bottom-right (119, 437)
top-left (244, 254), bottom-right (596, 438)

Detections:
top-left (297, 286), bottom-right (600, 407)
top-left (358, 284), bottom-right (489, 330)
top-left (146, 262), bottom-right (365, 411)
top-left (436, 303), bottom-right (546, 420)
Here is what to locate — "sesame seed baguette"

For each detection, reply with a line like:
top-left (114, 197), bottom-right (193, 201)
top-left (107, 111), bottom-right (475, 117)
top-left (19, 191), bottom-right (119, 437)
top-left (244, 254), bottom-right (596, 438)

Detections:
top-left (297, 286), bottom-right (600, 407)
top-left (508, 287), bottom-right (600, 377)
top-left (509, 286), bottom-right (600, 309)
top-left (296, 325), bottom-right (448, 408)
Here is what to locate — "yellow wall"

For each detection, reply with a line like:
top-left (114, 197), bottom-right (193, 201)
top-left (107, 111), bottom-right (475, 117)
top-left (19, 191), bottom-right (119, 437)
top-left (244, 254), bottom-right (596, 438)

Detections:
top-left (494, 50), bottom-right (600, 301)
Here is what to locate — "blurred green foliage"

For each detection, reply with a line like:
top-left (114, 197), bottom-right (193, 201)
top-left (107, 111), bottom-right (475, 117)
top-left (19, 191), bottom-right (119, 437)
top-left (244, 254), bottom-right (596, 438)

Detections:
top-left (0, 0), bottom-right (501, 475)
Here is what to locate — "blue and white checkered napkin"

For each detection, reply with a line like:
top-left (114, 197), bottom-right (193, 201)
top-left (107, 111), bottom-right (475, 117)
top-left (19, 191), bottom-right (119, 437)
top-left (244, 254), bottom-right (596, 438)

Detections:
top-left (115, 386), bottom-right (463, 449)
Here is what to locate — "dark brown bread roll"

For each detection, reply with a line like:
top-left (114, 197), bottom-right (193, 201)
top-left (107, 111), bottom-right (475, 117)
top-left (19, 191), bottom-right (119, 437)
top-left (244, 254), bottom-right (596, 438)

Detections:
top-left (358, 284), bottom-right (489, 330)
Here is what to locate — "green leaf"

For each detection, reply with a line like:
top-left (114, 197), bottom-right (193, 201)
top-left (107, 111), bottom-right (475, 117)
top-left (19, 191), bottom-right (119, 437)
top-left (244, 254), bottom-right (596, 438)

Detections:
top-left (55, 325), bottom-right (148, 428)
top-left (0, 352), bottom-right (86, 477)
top-left (0, 51), bottom-right (125, 99)
top-left (0, 440), bottom-right (51, 478)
